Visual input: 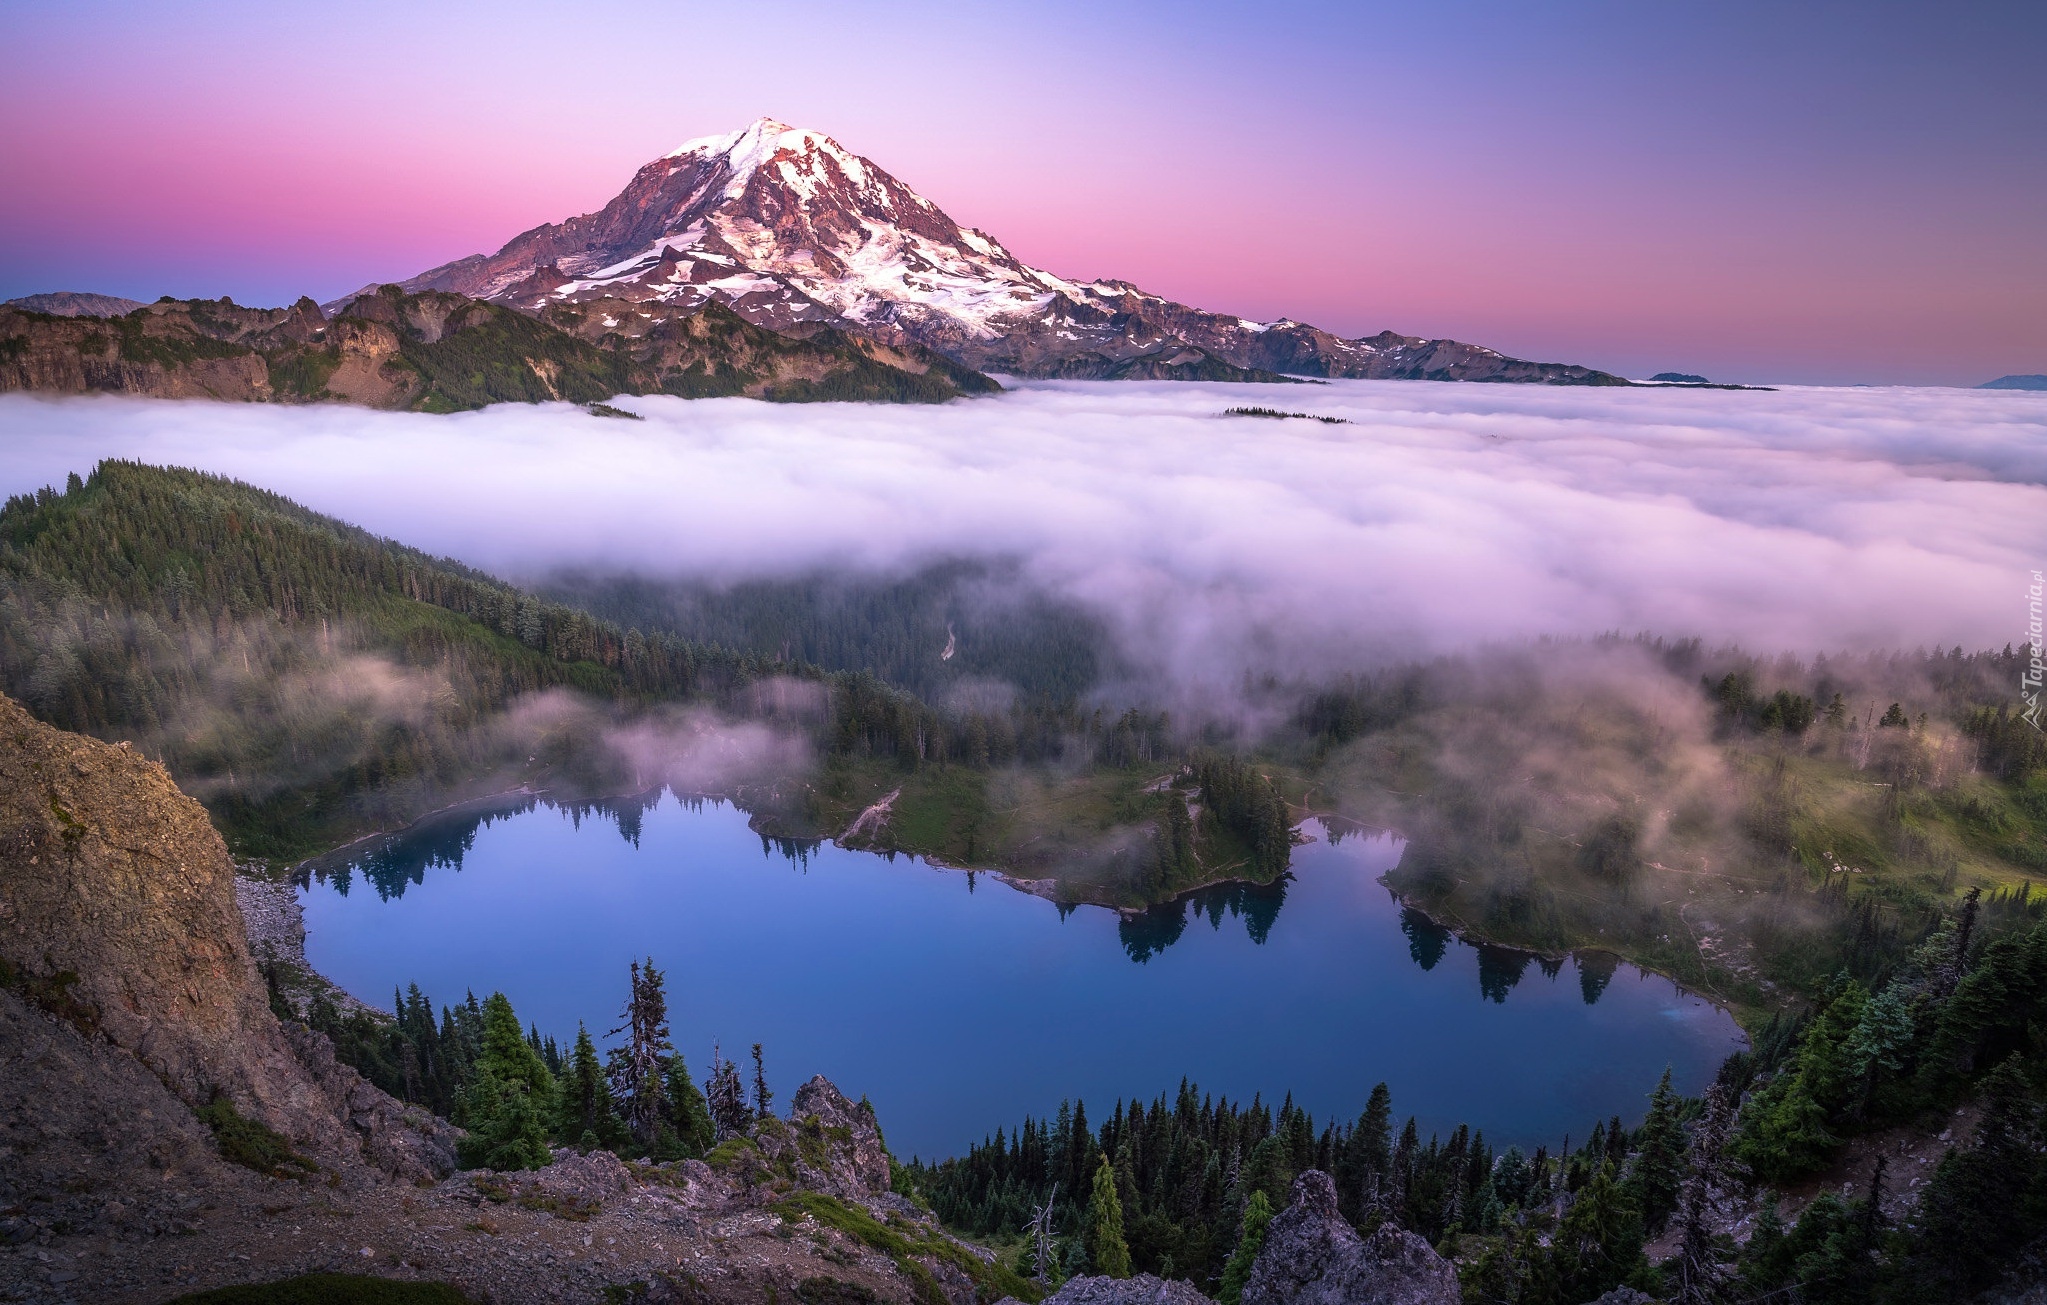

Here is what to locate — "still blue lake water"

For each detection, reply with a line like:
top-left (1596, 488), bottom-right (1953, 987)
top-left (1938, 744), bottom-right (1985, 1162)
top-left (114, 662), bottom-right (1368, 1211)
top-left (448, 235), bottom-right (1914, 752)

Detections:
top-left (298, 791), bottom-right (1746, 1160)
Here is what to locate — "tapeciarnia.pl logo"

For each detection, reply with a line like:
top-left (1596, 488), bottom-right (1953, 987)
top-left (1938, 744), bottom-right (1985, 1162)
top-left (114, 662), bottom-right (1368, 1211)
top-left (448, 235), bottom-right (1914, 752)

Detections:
top-left (2025, 569), bottom-right (2044, 730)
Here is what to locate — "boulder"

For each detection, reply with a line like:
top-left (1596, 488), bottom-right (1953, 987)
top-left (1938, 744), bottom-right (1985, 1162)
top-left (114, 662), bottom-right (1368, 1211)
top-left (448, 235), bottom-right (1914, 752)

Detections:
top-left (1242, 1171), bottom-right (1460, 1305)
top-left (1000, 1273), bottom-right (1216, 1305)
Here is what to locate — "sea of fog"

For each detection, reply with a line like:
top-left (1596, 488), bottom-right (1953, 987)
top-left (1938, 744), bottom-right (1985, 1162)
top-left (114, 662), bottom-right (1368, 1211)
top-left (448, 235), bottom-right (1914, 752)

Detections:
top-left (4, 380), bottom-right (2043, 688)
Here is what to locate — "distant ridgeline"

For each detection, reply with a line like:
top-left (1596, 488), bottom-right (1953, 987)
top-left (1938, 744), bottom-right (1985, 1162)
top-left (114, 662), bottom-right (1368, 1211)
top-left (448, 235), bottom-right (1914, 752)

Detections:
top-left (0, 287), bottom-right (999, 411)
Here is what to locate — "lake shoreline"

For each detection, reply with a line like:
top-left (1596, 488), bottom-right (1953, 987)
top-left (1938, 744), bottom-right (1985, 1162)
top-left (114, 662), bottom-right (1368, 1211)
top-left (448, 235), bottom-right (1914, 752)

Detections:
top-left (276, 782), bottom-right (1758, 1043)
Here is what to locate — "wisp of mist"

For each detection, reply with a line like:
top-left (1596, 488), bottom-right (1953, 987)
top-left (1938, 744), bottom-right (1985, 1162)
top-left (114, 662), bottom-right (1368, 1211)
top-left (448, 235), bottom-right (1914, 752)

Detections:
top-left (4, 381), bottom-right (2042, 698)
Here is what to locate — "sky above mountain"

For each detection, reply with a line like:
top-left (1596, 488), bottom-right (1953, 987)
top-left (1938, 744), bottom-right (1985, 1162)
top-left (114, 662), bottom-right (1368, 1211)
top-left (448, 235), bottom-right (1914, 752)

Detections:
top-left (2, 0), bottom-right (2042, 386)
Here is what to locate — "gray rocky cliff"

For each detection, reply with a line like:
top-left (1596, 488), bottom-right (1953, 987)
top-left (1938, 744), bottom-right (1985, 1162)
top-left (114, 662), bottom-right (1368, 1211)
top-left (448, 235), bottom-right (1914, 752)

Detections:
top-left (0, 691), bottom-right (454, 1181)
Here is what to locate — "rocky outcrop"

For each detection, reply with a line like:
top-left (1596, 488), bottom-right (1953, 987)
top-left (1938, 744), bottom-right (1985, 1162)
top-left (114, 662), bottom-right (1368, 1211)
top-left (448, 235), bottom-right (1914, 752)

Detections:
top-left (1242, 1171), bottom-right (1460, 1305)
top-left (1013, 1273), bottom-right (1218, 1305)
top-left (0, 691), bottom-right (453, 1180)
top-left (754, 1074), bottom-right (895, 1198)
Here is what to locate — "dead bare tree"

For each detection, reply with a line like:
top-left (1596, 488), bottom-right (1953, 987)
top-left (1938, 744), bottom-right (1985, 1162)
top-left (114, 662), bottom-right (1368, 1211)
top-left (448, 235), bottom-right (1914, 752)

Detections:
top-left (1028, 1183), bottom-right (1059, 1285)
top-left (1671, 1084), bottom-right (1734, 1305)
top-left (606, 958), bottom-right (673, 1148)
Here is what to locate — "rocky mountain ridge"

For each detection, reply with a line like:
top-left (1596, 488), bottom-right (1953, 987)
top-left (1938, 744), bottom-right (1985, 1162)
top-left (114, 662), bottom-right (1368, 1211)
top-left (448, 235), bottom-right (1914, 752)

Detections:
top-left (0, 284), bottom-right (997, 410)
top-left (367, 117), bottom-right (1628, 387)
top-left (2, 291), bottom-right (149, 318)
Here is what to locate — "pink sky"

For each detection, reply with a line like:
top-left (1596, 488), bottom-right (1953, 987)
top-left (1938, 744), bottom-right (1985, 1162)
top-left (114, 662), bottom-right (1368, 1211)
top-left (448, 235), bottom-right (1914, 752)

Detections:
top-left (2, 0), bottom-right (2042, 385)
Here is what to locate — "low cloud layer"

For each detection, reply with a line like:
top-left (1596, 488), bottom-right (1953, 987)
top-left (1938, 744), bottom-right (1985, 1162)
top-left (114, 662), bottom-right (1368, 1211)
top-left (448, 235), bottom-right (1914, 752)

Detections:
top-left (4, 381), bottom-right (2042, 697)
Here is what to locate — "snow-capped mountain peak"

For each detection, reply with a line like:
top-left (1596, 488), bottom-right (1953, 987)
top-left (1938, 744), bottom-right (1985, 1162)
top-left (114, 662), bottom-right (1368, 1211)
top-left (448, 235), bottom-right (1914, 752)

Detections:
top-left (376, 119), bottom-right (1623, 386)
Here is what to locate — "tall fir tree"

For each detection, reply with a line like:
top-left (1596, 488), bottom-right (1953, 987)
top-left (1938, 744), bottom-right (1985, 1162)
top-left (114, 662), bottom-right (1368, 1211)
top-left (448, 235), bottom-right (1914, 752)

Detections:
top-left (556, 1022), bottom-right (626, 1151)
top-left (1085, 1153), bottom-right (1132, 1279)
top-left (706, 1045), bottom-right (752, 1142)
top-left (662, 1054), bottom-right (716, 1159)
top-left (456, 991), bottom-right (557, 1171)
top-left (1628, 1067), bottom-right (1687, 1234)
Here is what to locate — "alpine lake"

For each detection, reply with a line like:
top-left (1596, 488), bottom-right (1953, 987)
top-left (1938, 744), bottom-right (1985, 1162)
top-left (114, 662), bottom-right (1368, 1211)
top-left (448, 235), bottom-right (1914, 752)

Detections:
top-left (297, 791), bottom-right (1747, 1160)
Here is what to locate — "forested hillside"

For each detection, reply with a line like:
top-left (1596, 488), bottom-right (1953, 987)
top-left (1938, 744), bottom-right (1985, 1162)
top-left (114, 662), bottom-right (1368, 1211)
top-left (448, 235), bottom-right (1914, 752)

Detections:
top-left (538, 559), bottom-right (1113, 702)
top-left (0, 462), bottom-right (1291, 889)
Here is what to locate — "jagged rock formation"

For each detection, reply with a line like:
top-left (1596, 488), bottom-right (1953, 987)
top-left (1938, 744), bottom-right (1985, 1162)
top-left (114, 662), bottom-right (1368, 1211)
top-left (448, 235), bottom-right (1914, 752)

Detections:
top-left (1240, 1171), bottom-right (1460, 1305)
top-left (373, 116), bottom-right (1626, 386)
top-left (0, 284), bottom-right (997, 410)
top-left (775, 1075), bottom-right (896, 1196)
top-left (0, 690), bottom-right (454, 1179)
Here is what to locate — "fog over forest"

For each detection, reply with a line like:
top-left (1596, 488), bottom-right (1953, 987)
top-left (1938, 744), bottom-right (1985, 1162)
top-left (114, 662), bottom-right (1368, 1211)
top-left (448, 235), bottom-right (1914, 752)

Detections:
top-left (5, 381), bottom-right (2042, 704)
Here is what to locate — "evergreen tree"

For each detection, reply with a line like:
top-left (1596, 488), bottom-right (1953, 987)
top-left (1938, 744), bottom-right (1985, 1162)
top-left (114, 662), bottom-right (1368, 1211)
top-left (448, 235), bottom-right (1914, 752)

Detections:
top-left (662, 1054), bottom-right (715, 1158)
top-left (1543, 1160), bottom-right (1648, 1303)
top-left (456, 991), bottom-right (557, 1171)
top-left (1888, 1058), bottom-right (2045, 1299)
top-left (1627, 1067), bottom-right (1687, 1234)
top-left (1670, 1085), bottom-right (1733, 1305)
top-left (1732, 980), bottom-right (1866, 1182)
top-left (751, 1042), bottom-right (774, 1119)
top-left (556, 1022), bottom-right (626, 1151)
top-left (1085, 1154), bottom-right (1132, 1279)
top-left (1216, 1189), bottom-right (1271, 1305)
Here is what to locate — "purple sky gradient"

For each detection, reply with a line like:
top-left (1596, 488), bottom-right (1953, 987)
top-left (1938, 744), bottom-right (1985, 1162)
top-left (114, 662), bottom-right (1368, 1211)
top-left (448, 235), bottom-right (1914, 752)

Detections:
top-left (1, 0), bottom-right (2041, 385)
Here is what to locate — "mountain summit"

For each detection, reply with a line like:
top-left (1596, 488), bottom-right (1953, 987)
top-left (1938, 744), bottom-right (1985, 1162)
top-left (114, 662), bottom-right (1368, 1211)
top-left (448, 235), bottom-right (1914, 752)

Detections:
top-left (371, 117), bottom-right (1624, 385)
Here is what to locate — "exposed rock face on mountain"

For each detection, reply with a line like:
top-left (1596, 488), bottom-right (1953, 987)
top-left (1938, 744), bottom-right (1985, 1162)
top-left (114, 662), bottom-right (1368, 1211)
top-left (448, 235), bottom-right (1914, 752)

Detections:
top-left (2, 290), bottom-right (148, 317)
top-left (0, 284), bottom-right (995, 408)
top-left (540, 295), bottom-right (998, 401)
top-left (372, 117), bottom-right (1625, 386)
top-left (0, 690), bottom-right (453, 1178)
top-left (1241, 1171), bottom-right (1460, 1305)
